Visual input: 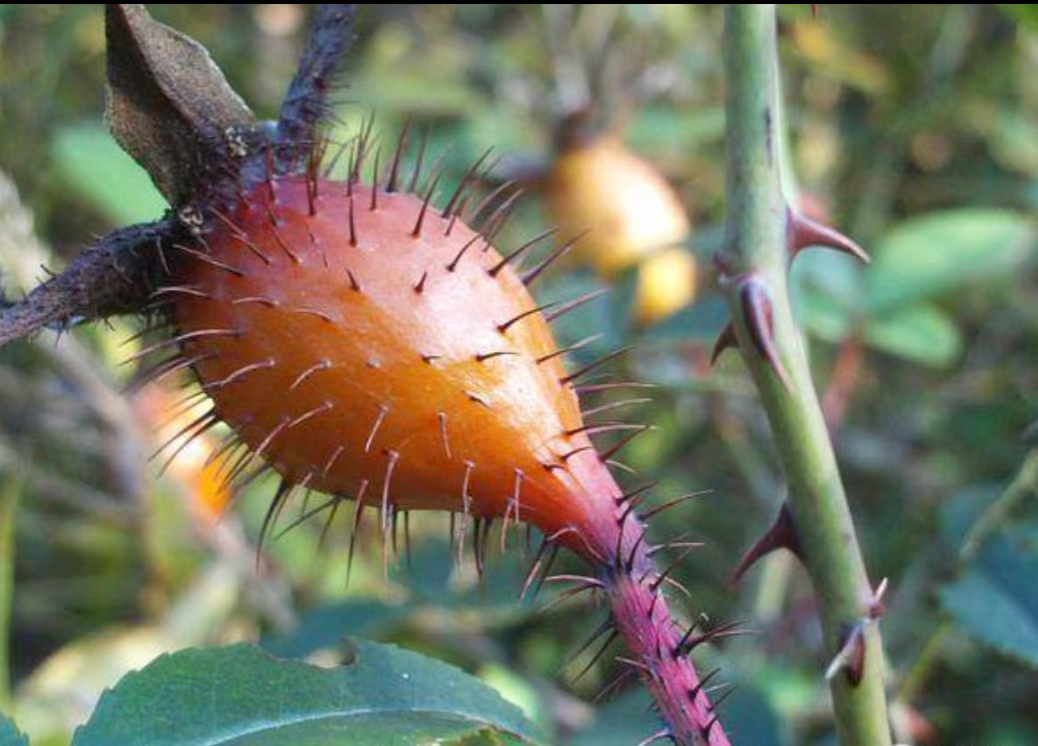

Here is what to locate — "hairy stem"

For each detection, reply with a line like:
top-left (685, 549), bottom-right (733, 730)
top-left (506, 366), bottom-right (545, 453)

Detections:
top-left (590, 508), bottom-right (731, 746)
top-left (0, 219), bottom-right (177, 348)
top-left (720, 6), bottom-right (892, 745)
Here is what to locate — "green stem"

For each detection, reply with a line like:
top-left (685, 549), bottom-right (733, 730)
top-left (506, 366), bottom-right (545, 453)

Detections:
top-left (0, 476), bottom-right (21, 712)
top-left (721, 7), bottom-right (892, 745)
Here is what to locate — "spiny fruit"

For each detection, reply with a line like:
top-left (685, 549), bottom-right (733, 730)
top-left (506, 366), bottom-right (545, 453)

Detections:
top-left (145, 136), bottom-right (730, 745)
top-left (167, 172), bottom-right (620, 555)
top-left (545, 123), bottom-right (697, 325)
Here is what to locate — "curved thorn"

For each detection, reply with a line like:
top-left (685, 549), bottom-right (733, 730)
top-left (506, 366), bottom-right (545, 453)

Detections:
top-left (738, 277), bottom-right (792, 391)
top-left (731, 502), bottom-right (803, 584)
top-left (788, 207), bottom-right (870, 264)
top-left (710, 321), bottom-right (739, 365)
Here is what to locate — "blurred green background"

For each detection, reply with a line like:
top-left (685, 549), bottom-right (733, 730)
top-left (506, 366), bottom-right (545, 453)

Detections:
top-left (1, 4), bottom-right (1037, 745)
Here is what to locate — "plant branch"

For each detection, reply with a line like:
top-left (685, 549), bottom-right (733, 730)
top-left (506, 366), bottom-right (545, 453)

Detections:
top-left (0, 219), bottom-right (177, 348)
top-left (719, 6), bottom-right (892, 745)
top-left (277, 4), bottom-right (356, 152)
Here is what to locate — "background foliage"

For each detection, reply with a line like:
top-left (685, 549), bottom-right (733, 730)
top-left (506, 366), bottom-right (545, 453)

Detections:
top-left (0, 5), bottom-right (1036, 745)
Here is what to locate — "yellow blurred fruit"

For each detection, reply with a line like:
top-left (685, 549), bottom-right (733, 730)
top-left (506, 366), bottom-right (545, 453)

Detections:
top-left (633, 246), bottom-right (698, 326)
top-left (544, 131), bottom-right (695, 324)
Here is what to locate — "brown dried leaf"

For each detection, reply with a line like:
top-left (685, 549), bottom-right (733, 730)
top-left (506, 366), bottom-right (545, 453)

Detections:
top-left (105, 4), bottom-right (254, 205)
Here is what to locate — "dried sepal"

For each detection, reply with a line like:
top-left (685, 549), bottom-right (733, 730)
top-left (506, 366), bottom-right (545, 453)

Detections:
top-left (105, 4), bottom-right (255, 204)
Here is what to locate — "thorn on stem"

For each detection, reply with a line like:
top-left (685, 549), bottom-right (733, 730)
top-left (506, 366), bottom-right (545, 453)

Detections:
top-left (827, 621), bottom-right (867, 686)
top-left (787, 207), bottom-right (870, 264)
top-left (738, 277), bottom-right (792, 391)
top-left (731, 502), bottom-right (803, 584)
top-left (710, 322), bottom-right (739, 365)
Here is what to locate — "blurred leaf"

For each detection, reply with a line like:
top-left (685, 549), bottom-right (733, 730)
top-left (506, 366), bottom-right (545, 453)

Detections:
top-left (627, 106), bottom-right (726, 155)
top-left (347, 22), bottom-right (483, 116)
top-left (938, 485), bottom-right (1001, 550)
top-left (982, 109), bottom-right (1038, 177)
top-left (790, 19), bottom-right (892, 94)
top-left (261, 599), bottom-right (409, 659)
top-left (800, 291), bottom-right (961, 367)
top-left (720, 685), bottom-right (783, 746)
top-left (264, 539), bottom-right (536, 660)
top-left (52, 124), bottom-right (167, 225)
top-left (866, 209), bottom-right (1035, 313)
top-left (863, 303), bottom-right (962, 367)
top-left (643, 294), bottom-right (730, 343)
top-left (939, 532), bottom-right (1038, 668)
top-left (15, 626), bottom-right (177, 745)
top-left (799, 287), bottom-right (854, 342)
top-left (998, 4), bottom-right (1038, 31)
top-left (74, 641), bottom-right (545, 746)
top-left (0, 713), bottom-right (28, 746)
top-left (566, 690), bottom-right (656, 746)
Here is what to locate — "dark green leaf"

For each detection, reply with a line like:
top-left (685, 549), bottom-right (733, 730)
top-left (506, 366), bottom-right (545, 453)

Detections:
top-left (865, 209), bottom-right (1035, 313)
top-left (939, 532), bottom-right (1038, 668)
top-left (73, 641), bottom-right (544, 746)
top-left (0, 712), bottom-right (28, 746)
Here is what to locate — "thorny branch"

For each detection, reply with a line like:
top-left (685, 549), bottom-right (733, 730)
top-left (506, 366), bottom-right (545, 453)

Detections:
top-left (0, 4), bottom-right (357, 350)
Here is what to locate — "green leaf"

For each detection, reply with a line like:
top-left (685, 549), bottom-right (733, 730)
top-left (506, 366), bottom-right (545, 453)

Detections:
top-left (863, 304), bottom-right (962, 368)
top-left (0, 712), bottom-right (28, 746)
top-left (74, 641), bottom-right (545, 746)
top-left (52, 124), bottom-right (168, 225)
top-left (939, 533), bottom-right (1038, 668)
top-left (865, 208), bottom-right (1035, 313)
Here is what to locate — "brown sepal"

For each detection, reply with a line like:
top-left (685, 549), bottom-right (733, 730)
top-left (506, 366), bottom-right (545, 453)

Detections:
top-left (105, 4), bottom-right (255, 205)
